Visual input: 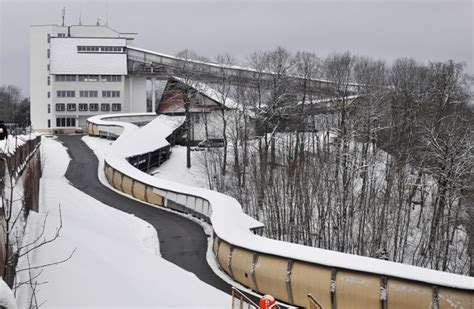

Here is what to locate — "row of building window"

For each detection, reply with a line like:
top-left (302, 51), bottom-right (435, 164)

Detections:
top-left (55, 75), bottom-right (122, 82)
top-left (56, 90), bottom-right (121, 98)
top-left (55, 103), bottom-right (121, 112)
top-left (56, 90), bottom-right (75, 97)
top-left (77, 46), bottom-right (124, 53)
top-left (56, 117), bottom-right (76, 127)
top-left (79, 90), bottom-right (98, 98)
top-left (102, 90), bottom-right (120, 97)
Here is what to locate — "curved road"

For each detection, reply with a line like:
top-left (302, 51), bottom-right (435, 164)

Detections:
top-left (57, 135), bottom-right (231, 294)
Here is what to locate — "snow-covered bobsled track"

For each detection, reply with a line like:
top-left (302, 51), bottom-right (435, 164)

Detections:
top-left (86, 113), bottom-right (473, 308)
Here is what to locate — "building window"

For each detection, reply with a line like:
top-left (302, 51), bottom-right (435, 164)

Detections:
top-left (47, 49), bottom-right (50, 58)
top-left (104, 46), bottom-right (123, 52)
top-left (57, 90), bottom-right (75, 97)
top-left (79, 90), bottom-right (98, 98)
top-left (101, 103), bottom-right (110, 111)
top-left (58, 33), bottom-right (66, 37)
top-left (102, 90), bottom-right (120, 98)
top-left (77, 46), bottom-right (100, 52)
top-left (56, 117), bottom-right (76, 127)
top-left (47, 34), bottom-right (51, 43)
top-left (47, 64), bottom-right (50, 71)
top-left (100, 75), bottom-right (122, 82)
top-left (48, 119), bottom-right (51, 128)
top-left (47, 76), bottom-right (50, 85)
top-left (78, 104), bottom-right (88, 111)
top-left (47, 91), bottom-right (50, 98)
top-left (77, 46), bottom-right (124, 53)
top-left (67, 103), bottom-right (76, 111)
top-left (56, 103), bottom-right (65, 111)
top-left (47, 104), bottom-right (51, 114)
top-left (55, 75), bottom-right (76, 82)
top-left (112, 103), bottom-right (121, 111)
top-left (78, 75), bottom-right (99, 82)
top-left (89, 103), bottom-right (99, 111)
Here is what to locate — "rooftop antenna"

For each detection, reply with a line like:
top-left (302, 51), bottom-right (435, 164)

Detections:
top-left (105, 0), bottom-right (109, 26)
top-left (79, 0), bottom-right (82, 25)
top-left (61, 6), bottom-right (66, 26)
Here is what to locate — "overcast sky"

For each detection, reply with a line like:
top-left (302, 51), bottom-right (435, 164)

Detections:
top-left (0, 0), bottom-right (472, 97)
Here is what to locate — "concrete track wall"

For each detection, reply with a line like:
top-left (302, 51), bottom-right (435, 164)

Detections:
top-left (86, 117), bottom-right (473, 308)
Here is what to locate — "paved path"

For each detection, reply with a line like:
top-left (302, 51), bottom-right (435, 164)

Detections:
top-left (57, 135), bottom-right (232, 294)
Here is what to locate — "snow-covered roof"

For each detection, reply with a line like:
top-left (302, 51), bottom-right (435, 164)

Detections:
top-left (69, 25), bottom-right (122, 38)
top-left (50, 38), bottom-right (127, 75)
top-left (171, 77), bottom-right (239, 109)
top-left (88, 113), bottom-right (474, 291)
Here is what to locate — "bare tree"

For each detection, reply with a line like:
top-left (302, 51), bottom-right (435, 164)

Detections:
top-left (174, 49), bottom-right (210, 169)
top-left (215, 53), bottom-right (236, 177)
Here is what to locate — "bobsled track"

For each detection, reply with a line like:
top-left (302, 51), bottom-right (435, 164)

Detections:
top-left (84, 113), bottom-right (473, 308)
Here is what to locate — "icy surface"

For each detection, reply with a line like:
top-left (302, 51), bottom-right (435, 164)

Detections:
top-left (92, 113), bottom-right (474, 291)
top-left (15, 137), bottom-right (228, 307)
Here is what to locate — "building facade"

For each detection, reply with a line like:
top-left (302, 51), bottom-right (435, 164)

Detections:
top-left (30, 24), bottom-right (148, 132)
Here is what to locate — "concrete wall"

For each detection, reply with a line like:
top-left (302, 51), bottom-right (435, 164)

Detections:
top-left (124, 76), bottom-right (147, 113)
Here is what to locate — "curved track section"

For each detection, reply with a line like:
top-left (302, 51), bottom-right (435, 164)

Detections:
top-left (57, 134), bottom-right (231, 294)
top-left (86, 113), bottom-right (474, 308)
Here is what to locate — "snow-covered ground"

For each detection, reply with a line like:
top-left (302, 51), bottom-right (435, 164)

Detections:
top-left (15, 136), bottom-right (229, 308)
top-left (150, 146), bottom-right (209, 189)
top-left (0, 133), bottom-right (39, 155)
top-left (0, 278), bottom-right (16, 309)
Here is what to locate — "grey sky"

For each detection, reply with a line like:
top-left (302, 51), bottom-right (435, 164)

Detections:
top-left (1, 0), bottom-right (472, 97)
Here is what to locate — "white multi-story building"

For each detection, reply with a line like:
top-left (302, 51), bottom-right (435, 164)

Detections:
top-left (30, 24), bottom-right (147, 132)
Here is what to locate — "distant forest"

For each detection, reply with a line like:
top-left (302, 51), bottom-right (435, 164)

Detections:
top-left (0, 85), bottom-right (30, 128)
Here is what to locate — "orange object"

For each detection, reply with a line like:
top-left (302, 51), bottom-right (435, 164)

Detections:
top-left (259, 295), bottom-right (276, 308)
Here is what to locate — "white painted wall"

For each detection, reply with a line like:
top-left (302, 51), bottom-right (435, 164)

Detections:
top-left (124, 76), bottom-right (147, 113)
top-left (52, 77), bottom-right (126, 127)
top-left (50, 38), bottom-right (127, 75)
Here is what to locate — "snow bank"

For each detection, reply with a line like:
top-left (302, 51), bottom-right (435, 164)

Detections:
top-left (150, 146), bottom-right (209, 189)
top-left (15, 136), bottom-right (228, 307)
top-left (89, 113), bottom-right (474, 291)
top-left (0, 133), bottom-right (40, 156)
top-left (0, 278), bottom-right (17, 309)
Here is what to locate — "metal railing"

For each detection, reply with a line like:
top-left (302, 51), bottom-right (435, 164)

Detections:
top-left (231, 287), bottom-right (258, 309)
top-left (307, 294), bottom-right (323, 309)
top-left (231, 287), bottom-right (282, 309)
top-left (232, 287), bottom-right (259, 309)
